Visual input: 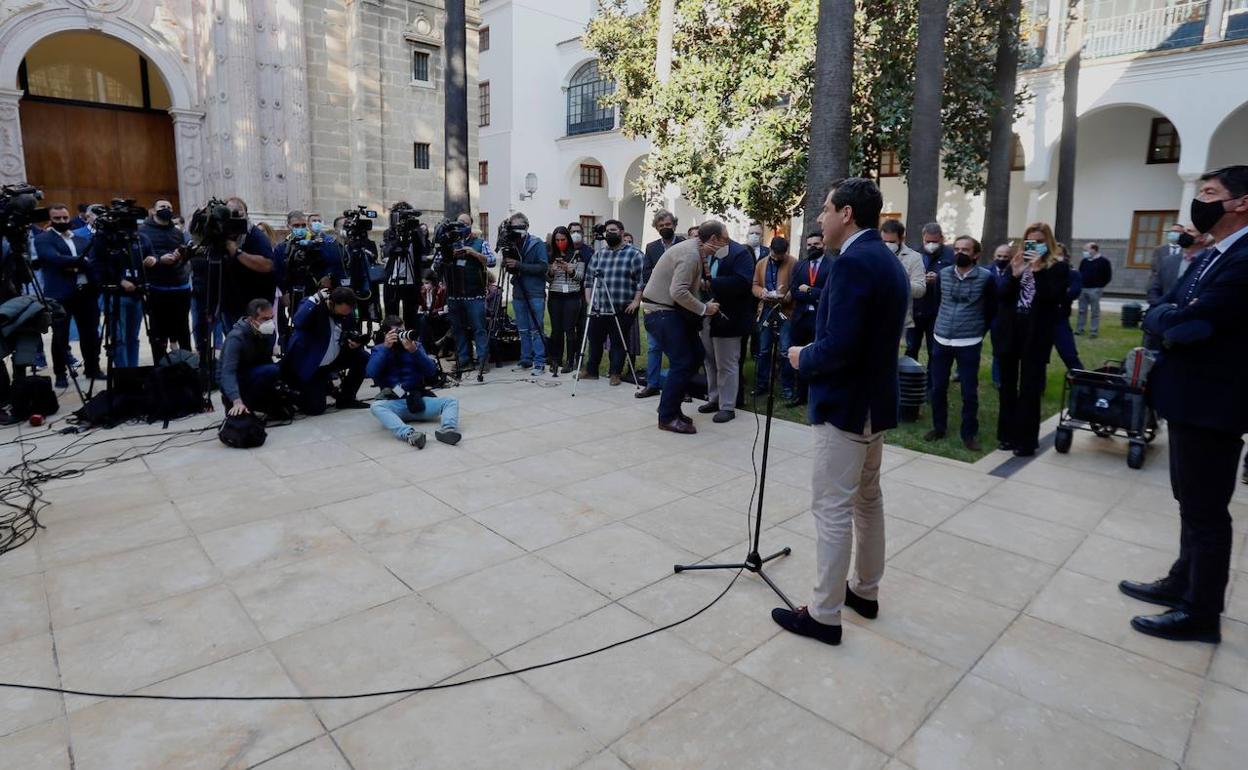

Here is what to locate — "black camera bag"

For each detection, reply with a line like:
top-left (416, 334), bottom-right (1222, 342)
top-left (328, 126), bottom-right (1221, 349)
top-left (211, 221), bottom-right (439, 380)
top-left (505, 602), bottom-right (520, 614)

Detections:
top-left (219, 412), bottom-right (267, 448)
top-left (11, 374), bottom-right (58, 419)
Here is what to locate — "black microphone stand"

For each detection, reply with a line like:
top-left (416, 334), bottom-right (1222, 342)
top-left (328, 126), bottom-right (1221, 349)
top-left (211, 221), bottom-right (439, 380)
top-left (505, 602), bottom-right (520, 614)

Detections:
top-left (674, 305), bottom-right (794, 609)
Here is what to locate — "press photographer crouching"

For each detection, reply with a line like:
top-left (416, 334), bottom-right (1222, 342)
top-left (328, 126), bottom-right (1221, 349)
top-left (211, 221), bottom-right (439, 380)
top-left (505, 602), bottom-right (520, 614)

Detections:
top-left (283, 286), bottom-right (370, 414)
top-left (219, 298), bottom-right (282, 417)
top-left (366, 315), bottom-right (461, 449)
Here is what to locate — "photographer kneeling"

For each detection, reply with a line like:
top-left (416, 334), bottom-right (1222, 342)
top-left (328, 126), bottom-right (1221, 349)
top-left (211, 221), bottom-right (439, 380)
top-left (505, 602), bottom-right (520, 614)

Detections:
top-left (220, 298), bottom-right (282, 417)
top-left (283, 286), bottom-right (370, 414)
top-left (366, 316), bottom-right (461, 449)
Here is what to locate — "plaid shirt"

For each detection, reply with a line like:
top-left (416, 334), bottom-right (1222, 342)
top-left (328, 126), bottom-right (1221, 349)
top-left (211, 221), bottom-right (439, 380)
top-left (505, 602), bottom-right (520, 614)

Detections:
top-left (589, 244), bottom-right (645, 313)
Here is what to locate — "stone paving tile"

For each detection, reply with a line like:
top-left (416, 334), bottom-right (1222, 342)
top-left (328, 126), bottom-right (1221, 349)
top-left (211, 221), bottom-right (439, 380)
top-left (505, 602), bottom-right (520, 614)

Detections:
top-left (0, 572), bottom-right (48, 645)
top-left (0, 633), bottom-right (62, 736)
top-left (197, 510), bottom-right (353, 578)
top-left (938, 502), bottom-right (1087, 565)
top-left (878, 477), bottom-right (969, 527)
top-left (614, 668), bottom-right (888, 770)
top-left (252, 737), bottom-right (352, 770)
top-left (0, 718), bottom-right (72, 770)
top-left (1184, 681), bottom-right (1248, 770)
top-left (35, 501), bottom-right (188, 569)
top-left (899, 674), bottom-right (1176, 770)
top-left (888, 531), bottom-right (1055, 611)
top-left (467, 490), bottom-right (614, 552)
top-left (1209, 618), bottom-right (1248, 693)
top-left (885, 457), bottom-right (1002, 501)
top-left (364, 514), bottom-right (524, 592)
top-left (976, 478), bottom-right (1113, 530)
top-left (974, 617), bottom-right (1202, 762)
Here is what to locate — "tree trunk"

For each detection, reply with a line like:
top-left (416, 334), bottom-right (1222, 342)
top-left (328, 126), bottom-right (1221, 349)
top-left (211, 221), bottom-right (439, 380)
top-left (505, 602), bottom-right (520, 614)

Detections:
top-left (801, 0), bottom-right (855, 254)
top-left (905, 0), bottom-right (949, 249)
top-left (1054, 1), bottom-right (1083, 246)
top-left (982, 0), bottom-right (1023, 254)
top-left (443, 0), bottom-right (470, 219)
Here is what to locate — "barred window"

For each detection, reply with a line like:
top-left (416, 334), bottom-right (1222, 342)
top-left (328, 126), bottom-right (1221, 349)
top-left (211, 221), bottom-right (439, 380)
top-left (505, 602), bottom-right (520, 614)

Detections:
top-left (479, 81), bottom-right (490, 127)
top-left (479, 26), bottom-right (490, 52)
top-left (478, 161), bottom-right (489, 185)
top-left (566, 61), bottom-right (614, 136)
top-left (414, 142), bottom-right (430, 170)
top-left (412, 50), bottom-right (430, 83)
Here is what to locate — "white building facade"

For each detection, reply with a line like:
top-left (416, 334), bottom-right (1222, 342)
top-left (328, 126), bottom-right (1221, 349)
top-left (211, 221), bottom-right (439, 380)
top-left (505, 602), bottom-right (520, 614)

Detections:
top-left (0, 0), bottom-right (482, 224)
top-left (879, 0), bottom-right (1248, 294)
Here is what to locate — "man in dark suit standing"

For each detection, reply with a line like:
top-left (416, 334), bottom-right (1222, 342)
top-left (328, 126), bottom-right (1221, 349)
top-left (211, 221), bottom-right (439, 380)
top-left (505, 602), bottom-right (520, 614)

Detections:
top-left (1121, 165), bottom-right (1248, 644)
top-left (637, 209), bottom-right (684, 399)
top-left (772, 178), bottom-right (910, 646)
top-left (1147, 223), bottom-right (1187, 303)
top-left (906, 223), bottom-right (955, 363)
top-left (35, 204), bottom-right (104, 388)
top-left (786, 231), bottom-right (831, 408)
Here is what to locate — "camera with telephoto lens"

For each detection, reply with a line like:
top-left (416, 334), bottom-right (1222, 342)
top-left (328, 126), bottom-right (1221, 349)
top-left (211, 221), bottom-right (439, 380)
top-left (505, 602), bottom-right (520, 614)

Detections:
top-left (433, 219), bottom-right (472, 248)
top-left (342, 206), bottom-right (378, 238)
top-left (592, 222), bottom-right (606, 240)
top-left (188, 198), bottom-right (249, 248)
top-left (0, 183), bottom-right (48, 294)
top-left (93, 198), bottom-right (148, 235)
top-left (388, 204), bottom-right (425, 245)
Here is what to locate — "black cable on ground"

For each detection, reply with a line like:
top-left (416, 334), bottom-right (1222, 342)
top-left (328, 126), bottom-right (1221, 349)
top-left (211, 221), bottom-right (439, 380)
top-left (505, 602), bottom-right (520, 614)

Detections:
top-left (0, 379), bottom-right (766, 702)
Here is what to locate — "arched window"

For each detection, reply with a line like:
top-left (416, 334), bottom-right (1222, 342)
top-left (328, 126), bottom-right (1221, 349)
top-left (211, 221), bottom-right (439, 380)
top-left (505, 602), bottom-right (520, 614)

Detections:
top-left (566, 61), bottom-right (614, 136)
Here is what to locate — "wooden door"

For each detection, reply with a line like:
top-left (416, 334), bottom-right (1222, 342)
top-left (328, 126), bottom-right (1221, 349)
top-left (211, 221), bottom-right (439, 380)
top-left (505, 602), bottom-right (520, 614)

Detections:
top-left (19, 99), bottom-right (179, 213)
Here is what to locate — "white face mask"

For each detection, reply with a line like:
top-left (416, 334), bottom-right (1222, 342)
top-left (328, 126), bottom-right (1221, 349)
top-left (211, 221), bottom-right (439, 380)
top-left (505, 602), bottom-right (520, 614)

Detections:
top-left (747, 234), bottom-right (762, 247)
top-left (923, 242), bottom-right (941, 254)
top-left (885, 241), bottom-right (901, 255)
top-left (257, 319), bottom-right (276, 336)
top-left (570, 232), bottom-right (583, 245)
top-left (714, 245), bottom-right (729, 258)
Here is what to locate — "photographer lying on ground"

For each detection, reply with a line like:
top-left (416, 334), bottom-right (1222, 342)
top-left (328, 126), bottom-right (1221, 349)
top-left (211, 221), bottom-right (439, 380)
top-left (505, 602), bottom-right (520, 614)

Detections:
top-left (282, 286), bottom-right (370, 415)
top-left (366, 315), bottom-right (461, 449)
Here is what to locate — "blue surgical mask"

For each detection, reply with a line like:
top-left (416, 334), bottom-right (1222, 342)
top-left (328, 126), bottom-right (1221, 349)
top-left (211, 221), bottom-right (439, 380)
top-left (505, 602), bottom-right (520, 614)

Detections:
top-left (1081, 251), bottom-right (1090, 259)
top-left (1165, 231), bottom-right (1181, 245)
top-left (310, 221), bottom-right (324, 234)
top-left (1033, 243), bottom-right (1048, 257)
top-left (291, 227), bottom-right (309, 240)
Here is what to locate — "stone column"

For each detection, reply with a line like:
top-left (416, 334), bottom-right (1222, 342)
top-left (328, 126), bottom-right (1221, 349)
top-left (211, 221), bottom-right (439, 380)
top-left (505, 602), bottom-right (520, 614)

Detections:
top-left (250, 0), bottom-right (311, 213)
top-left (204, 0), bottom-right (262, 208)
top-left (1045, 0), bottom-right (1064, 64)
top-left (1178, 172), bottom-right (1201, 226)
top-left (1025, 181), bottom-right (1045, 224)
top-left (1204, 0), bottom-right (1227, 44)
top-left (346, 0), bottom-right (384, 207)
top-left (655, 0), bottom-right (675, 83)
top-left (610, 196), bottom-right (621, 221)
top-left (169, 108), bottom-right (208, 214)
top-left (0, 88), bottom-right (26, 186)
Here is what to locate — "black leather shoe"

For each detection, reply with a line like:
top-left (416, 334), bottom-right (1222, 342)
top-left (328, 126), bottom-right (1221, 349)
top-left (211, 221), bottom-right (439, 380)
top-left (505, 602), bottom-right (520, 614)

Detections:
top-left (844, 585), bottom-right (879, 619)
top-left (1012, 447), bottom-right (1036, 457)
top-left (1118, 578), bottom-right (1185, 608)
top-left (658, 418), bottom-right (696, 435)
top-left (1130, 610), bottom-right (1220, 644)
top-left (634, 386), bottom-right (660, 399)
top-left (997, 441), bottom-right (1014, 451)
top-left (771, 606), bottom-right (841, 645)
top-left (697, 401), bottom-right (719, 414)
top-left (712, 409), bottom-right (735, 423)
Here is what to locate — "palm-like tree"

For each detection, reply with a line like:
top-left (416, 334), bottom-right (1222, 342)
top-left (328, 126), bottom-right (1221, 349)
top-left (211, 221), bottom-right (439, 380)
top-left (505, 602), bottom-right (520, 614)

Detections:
top-left (982, 0), bottom-right (1023, 253)
top-left (802, 0), bottom-right (855, 252)
top-left (1055, 0), bottom-right (1084, 246)
top-left (905, 0), bottom-right (949, 245)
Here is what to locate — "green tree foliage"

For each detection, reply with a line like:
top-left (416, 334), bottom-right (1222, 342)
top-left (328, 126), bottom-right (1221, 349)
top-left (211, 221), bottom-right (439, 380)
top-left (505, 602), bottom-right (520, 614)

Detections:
top-left (587, 0), bottom-right (1018, 224)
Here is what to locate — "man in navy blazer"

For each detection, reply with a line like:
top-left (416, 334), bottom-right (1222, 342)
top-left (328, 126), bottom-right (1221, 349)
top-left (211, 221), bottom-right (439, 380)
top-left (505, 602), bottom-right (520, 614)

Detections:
top-left (282, 287), bottom-right (370, 415)
top-left (786, 232), bottom-right (832, 407)
top-left (1121, 165), bottom-right (1248, 644)
top-left (35, 204), bottom-right (104, 386)
top-left (771, 178), bottom-right (909, 646)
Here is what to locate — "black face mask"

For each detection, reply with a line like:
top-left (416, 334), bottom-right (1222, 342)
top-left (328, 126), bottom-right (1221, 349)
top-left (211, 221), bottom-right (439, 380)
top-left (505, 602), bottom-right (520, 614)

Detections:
top-left (1190, 197), bottom-right (1232, 234)
top-left (155, 209), bottom-right (173, 223)
top-left (955, 253), bottom-right (974, 268)
top-left (1176, 232), bottom-right (1196, 249)
top-left (604, 233), bottom-right (622, 248)
top-left (658, 227), bottom-right (675, 242)
top-left (807, 247), bottom-right (824, 260)
top-left (51, 221), bottom-right (72, 233)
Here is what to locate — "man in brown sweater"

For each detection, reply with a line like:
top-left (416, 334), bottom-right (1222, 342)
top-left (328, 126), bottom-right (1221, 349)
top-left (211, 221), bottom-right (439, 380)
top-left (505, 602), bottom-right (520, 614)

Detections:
top-left (641, 222), bottom-right (723, 434)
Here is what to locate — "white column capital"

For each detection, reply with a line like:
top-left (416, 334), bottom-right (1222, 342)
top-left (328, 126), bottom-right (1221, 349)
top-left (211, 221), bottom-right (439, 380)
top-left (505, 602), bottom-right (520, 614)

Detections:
top-left (1204, 0), bottom-right (1227, 44)
top-left (167, 107), bottom-right (205, 123)
top-left (0, 87), bottom-right (22, 105)
top-left (1178, 171), bottom-right (1203, 184)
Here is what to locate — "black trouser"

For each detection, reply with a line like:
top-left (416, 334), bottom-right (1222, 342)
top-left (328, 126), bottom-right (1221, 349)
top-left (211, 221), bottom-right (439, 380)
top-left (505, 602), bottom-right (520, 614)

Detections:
top-left (996, 325), bottom-right (1052, 452)
top-left (384, 283), bottom-right (421, 330)
top-left (146, 288), bottom-right (192, 364)
top-left (789, 314), bottom-right (815, 400)
top-left (929, 341), bottom-right (983, 440)
top-left (284, 345), bottom-right (368, 416)
top-left (418, 312), bottom-right (451, 356)
top-left (906, 313), bottom-right (936, 362)
top-left (547, 291), bottom-right (582, 368)
top-left (52, 289), bottom-right (101, 377)
top-left (1164, 422), bottom-right (1242, 619)
top-left (586, 311), bottom-right (635, 376)
top-left (645, 310), bottom-right (704, 423)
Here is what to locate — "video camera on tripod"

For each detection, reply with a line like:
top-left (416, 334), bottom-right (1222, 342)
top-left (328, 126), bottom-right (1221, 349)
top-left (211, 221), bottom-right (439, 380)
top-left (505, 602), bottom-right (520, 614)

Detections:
top-left (0, 183), bottom-right (49, 295)
top-left (188, 198), bottom-right (249, 256)
top-left (91, 199), bottom-right (150, 292)
top-left (341, 206), bottom-right (378, 238)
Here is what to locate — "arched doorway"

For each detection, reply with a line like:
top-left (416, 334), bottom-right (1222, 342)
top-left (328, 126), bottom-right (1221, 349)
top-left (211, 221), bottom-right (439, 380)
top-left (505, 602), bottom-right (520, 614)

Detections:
top-left (16, 31), bottom-right (179, 211)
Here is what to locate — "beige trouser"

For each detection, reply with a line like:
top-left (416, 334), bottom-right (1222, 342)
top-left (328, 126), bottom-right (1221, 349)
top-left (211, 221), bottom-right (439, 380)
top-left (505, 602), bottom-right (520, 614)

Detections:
top-left (700, 324), bottom-right (741, 410)
top-left (808, 421), bottom-right (886, 625)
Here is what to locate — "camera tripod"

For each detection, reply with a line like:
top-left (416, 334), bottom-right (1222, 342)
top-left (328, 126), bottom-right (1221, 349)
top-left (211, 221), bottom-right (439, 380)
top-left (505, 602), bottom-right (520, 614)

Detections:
top-left (90, 232), bottom-right (162, 422)
top-left (674, 306), bottom-right (794, 609)
top-left (570, 268), bottom-right (641, 397)
top-left (477, 240), bottom-right (547, 382)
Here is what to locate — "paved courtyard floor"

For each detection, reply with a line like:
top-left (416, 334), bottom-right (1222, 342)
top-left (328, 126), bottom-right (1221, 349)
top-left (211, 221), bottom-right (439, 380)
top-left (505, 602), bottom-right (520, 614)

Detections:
top-left (0, 373), bottom-right (1246, 769)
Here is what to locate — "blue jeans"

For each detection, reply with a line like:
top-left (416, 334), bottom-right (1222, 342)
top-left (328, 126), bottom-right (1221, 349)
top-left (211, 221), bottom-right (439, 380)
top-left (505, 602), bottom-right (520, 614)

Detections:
top-left (929, 340), bottom-right (982, 440)
top-left (755, 317), bottom-right (794, 394)
top-left (512, 294), bottom-right (546, 367)
top-left (369, 396), bottom-right (459, 440)
top-left (112, 295), bottom-right (143, 367)
top-left (644, 310), bottom-right (704, 423)
top-left (646, 332), bottom-right (665, 386)
top-left (447, 298), bottom-right (489, 367)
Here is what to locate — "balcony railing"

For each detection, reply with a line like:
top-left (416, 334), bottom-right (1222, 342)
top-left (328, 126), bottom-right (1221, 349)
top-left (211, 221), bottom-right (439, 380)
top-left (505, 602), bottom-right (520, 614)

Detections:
top-left (1081, 0), bottom-right (1207, 58)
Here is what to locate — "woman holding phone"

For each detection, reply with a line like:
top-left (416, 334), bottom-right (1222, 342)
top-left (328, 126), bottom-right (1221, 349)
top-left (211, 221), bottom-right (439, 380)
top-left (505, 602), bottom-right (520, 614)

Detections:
top-left (546, 226), bottom-right (587, 374)
top-left (994, 222), bottom-right (1070, 456)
